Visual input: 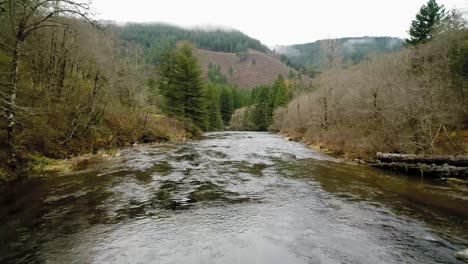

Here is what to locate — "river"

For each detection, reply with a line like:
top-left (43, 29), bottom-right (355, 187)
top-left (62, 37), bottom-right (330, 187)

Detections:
top-left (0, 132), bottom-right (467, 263)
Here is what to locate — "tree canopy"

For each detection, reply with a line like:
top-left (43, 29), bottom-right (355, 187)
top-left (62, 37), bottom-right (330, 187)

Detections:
top-left (406, 0), bottom-right (446, 45)
top-left (158, 42), bottom-right (207, 129)
top-left (120, 23), bottom-right (270, 65)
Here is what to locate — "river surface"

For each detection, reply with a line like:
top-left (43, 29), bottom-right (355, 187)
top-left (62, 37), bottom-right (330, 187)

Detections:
top-left (1, 132), bottom-right (467, 264)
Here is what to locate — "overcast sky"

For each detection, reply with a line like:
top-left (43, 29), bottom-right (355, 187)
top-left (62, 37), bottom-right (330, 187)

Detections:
top-left (91, 0), bottom-right (468, 45)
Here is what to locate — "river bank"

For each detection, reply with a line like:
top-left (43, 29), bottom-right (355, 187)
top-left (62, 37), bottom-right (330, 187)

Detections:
top-left (280, 131), bottom-right (468, 181)
top-left (0, 116), bottom-right (197, 184)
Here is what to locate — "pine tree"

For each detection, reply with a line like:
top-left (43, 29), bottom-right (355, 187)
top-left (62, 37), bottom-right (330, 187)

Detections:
top-left (273, 75), bottom-right (289, 107)
top-left (406, 0), bottom-right (446, 45)
top-left (219, 86), bottom-right (234, 125)
top-left (205, 84), bottom-right (224, 130)
top-left (158, 48), bottom-right (185, 116)
top-left (158, 42), bottom-right (207, 129)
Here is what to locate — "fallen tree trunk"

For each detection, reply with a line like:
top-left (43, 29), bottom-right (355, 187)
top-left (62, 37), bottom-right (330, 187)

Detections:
top-left (376, 152), bottom-right (468, 167)
top-left (371, 162), bottom-right (468, 179)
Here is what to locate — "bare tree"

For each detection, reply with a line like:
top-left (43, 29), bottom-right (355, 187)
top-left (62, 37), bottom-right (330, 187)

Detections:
top-left (320, 38), bottom-right (342, 69)
top-left (0, 0), bottom-right (96, 158)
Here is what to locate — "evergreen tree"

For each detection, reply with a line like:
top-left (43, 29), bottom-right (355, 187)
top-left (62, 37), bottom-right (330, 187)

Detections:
top-left (158, 49), bottom-right (184, 116)
top-left (252, 86), bottom-right (274, 131)
top-left (207, 63), bottom-right (227, 84)
top-left (158, 42), bottom-right (207, 129)
top-left (273, 75), bottom-right (289, 107)
top-left (406, 0), bottom-right (446, 45)
top-left (219, 86), bottom-right (234, 125)
top-left (205, 84), bottom-right (224, 130)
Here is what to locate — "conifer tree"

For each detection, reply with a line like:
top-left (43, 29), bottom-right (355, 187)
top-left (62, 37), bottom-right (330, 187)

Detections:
top-left (273, 75), bottom-right (289, 107)
top-left (158, 42), bottom-right (207, 129)
top-left (220, 86), bottom-right (234, 125)
top-left (406, 0), bottom-right (446, 45)
top-left (158, 49), bottom-right (184, 116)
top-left (205, 84), bottom-right (224, 130)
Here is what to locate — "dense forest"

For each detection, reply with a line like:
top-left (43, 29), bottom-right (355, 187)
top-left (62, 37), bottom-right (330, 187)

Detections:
top-left (120, 23), bottom-right (271, 65)
top-left (276, 37), bottom-right (404, 76)
top-left (0, 0), bottom-right (265, 182)
top-left (231, 1), bottom-right (467, 159)
top-left (0, 0), bottom-right (466, 183)
top-left (271, 5), bottom-right (468, 158)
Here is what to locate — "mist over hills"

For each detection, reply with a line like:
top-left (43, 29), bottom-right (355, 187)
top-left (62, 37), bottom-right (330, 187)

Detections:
top-left (274, 37), bottom-right (404, 75)
top-left (119, 23), bottom-right (404, 84)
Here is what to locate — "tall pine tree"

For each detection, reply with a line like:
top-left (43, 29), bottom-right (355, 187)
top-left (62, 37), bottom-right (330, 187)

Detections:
top-left (219, 86), bottom-right (234, 125)
top-left (406, 0), bottom-right (446, 45)
top-left (273, 75), bottom-right (289, 107)
top-left (205, 84), bottom-right (224, 130)
top-left (158, 42), bottom-right (207, 129)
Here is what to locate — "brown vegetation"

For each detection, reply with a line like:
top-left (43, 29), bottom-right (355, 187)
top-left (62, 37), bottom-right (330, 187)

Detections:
top-left (272, 31), bottom-right (468, 159)
top-left (0, 17), bottom-right (189, 181)
top-left (196, 48), bottom-right (310, 89)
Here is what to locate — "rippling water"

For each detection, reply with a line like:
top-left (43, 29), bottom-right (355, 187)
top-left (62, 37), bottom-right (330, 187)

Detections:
top-left (0, 132), bottom-right (467, 263)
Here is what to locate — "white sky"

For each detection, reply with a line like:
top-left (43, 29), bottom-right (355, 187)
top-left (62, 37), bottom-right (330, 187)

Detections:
top-left (91, 0), bottom-right (468, 45)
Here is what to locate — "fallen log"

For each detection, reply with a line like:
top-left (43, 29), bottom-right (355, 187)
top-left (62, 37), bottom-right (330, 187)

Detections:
top-left (376, 152), bottom-right (468, 167)
top-left (371, 162), bottom-right (468, 179)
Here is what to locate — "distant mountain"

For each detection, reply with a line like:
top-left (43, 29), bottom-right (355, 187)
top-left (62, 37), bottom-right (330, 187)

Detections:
top-left (196, 49), bottom-right (309, 90)
top-left (275, 37), bottom-right (404, 75)
top-left (119, 25), bottom-right (400, 88)
top-left (119, 23), bottom-right (306, 89)
top-left (119, 23), bottom-right (271, 65)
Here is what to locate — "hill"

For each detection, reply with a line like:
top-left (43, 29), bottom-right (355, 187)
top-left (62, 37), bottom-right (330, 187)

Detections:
top-left (118, 23), bottom-right (307, 89)
top-left (119, 23), bottom-right (271, 65)
top-left (275, 37), bottom-right (403, 74)
top-left (196, 49), bottom-right (307, 89)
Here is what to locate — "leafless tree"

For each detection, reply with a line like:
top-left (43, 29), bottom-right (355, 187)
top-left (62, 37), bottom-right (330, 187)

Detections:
top-left (0, 0), bottom-right (96, 158)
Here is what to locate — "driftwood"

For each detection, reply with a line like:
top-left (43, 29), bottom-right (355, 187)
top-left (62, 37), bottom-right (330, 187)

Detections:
top-left (370, 152), bottom-right (468, 179)
top-left (376, 152), bottom-right (468, 167)
top-left (372, 162), bottom-right (468, 179)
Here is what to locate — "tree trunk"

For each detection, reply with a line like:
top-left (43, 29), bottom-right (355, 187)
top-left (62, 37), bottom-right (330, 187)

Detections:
top-left (376, 152), bottom-right (468, 167)
top-left (371, 161), bottom-right (468, 179)
top-left (7, 40), bottom-right (21, 159)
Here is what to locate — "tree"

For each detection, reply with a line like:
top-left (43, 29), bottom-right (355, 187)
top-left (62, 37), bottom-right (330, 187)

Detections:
top-left (320, 38), bottom-right (342, 69)
top-left (406, 0), bottom-right (446, 45)
top-left (158, 42), bottom-right (207, 129)
top-left (0, 0), bottom-right (95, 159)
top-left (219, 86), bottom-right (234, 125)
top-left (158, 48), bottom-right (184, 116)
top-left (205, 84), bottom-right (223, 130)
top-left (207, 63), bottom-right (227, 84)
top-left (273, 75), bottom-right (289, 107)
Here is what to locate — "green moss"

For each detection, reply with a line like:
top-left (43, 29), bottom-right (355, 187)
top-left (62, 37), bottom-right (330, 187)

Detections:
top-left (28, 153), bottom-right (55, 170)
top-left (0, 168), bottom-right (10, 183)
top-left (0, 51), bottom-right (12, 69)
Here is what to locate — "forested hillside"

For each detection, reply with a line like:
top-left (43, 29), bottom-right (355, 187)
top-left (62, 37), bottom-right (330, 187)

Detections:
top-left (1, 0), bottom-right (466, 183)
top-left (230, 4), bottom-right (467, 159)
top-left (196, 49), bottom-right (307, 89)
top-left (0, 1), bottom-right (288, 181)
top-left (271, 9), bottom-right (468, 158)
top-left (119, 23), bottom-right (270, 65)
top-left (276, 37), bottom-right (403, 76)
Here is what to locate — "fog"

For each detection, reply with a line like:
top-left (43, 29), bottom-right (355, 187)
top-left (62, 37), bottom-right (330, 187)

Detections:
top-left (91, 0), bottom-right (467, 45)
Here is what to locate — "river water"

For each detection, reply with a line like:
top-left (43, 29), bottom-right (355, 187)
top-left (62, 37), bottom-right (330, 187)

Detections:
top-left (1, 132), bottom-right (467, 264)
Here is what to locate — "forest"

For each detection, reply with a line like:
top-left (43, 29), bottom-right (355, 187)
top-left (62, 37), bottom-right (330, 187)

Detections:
top-left (0, 0), bottom-right (286, 182)
top-left (276, 37), bottom-right (404, 76)
top-left (0, 0), bottom-right (467, 183)
top-left (119, 23), bottom-right (270, 65)
top-left (271, 5), bottom-right (468, 158)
